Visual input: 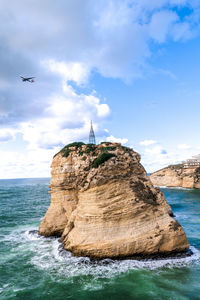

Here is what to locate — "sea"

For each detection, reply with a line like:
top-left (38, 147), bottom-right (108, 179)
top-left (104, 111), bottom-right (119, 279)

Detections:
top-left (0, 178), bottom-right (200, 300)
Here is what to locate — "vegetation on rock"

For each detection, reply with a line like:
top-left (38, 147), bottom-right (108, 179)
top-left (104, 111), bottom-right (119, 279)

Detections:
top-left (54, 142), bottom-right (97, 158)
top-left (83, 144), bottom-right (96, 154)
top-left (92, 152), bottom-right (116, 168)
top-left (61, 142), bottom-right (85, 157)
top-left (122, 145), bottom-right (132, 152)
top-left (54, 141), bottom-right (130, 161)
top-left (100, 146), bottom-right (116, 152)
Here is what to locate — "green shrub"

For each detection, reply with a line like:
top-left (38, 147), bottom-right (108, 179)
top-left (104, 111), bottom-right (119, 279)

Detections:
top-left (100, 146), bottom-right (116, 152)
top-left (100, 142), bottom-right (111, 145)
top-left (92, 152), bottom-right (116, 168)
top-left (54, 141), bottom-right (97, 159)
top-left (65, 142), bottom-right (85, 148)
top-left (60, 142), bottom-right (85, 157)
top-left (63, 148), bottom-right (71, 157)
top-left (84, 143), bottom-right (96, 153)
top-left (122, 146), bottom-right (131, 151)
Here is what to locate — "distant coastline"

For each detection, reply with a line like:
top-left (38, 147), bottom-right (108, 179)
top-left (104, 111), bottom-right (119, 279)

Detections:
top-left (150, 164), bottom-right (200, 189)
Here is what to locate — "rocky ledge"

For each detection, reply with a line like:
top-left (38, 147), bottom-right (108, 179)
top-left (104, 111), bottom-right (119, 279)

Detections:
top-left (39, 142), bottom-right (189, 259)
top-left (150, 164), bottom-right (200, 189)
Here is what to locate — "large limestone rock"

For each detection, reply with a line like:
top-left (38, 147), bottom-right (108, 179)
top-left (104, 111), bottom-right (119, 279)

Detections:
top-left (150, 164), bottom-right (200, 189)
top-left (39, 142), bottom-right (189, 259)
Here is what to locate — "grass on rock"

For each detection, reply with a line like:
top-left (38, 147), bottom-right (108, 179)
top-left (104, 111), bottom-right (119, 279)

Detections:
top-left (92, 152), bottom-right (116, 168)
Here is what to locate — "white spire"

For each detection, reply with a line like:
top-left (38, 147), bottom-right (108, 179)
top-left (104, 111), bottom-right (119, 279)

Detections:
top-left (89, 121), bottom-right (96, 144)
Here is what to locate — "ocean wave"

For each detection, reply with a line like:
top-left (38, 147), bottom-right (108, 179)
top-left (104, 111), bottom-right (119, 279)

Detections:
top-left (154, 185), bottom-right (192, 190)
top-left (2, 227), bottom-right (200, 280)
top-left (26, 230), bottom-right (200, 278)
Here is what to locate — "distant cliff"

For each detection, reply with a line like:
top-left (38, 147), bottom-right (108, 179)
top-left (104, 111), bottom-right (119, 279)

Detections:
top-left (150, 164), bottom-right (200, 189)
top-left (39, 142), bottom-right (189, 259)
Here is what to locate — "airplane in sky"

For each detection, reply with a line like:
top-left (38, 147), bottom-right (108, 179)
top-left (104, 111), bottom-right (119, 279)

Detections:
top-left (20, 76), bottom-right (35, 82)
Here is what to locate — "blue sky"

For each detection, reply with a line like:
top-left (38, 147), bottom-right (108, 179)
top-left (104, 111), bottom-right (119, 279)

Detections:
top-left (0, 0), bottom-right (200, 178)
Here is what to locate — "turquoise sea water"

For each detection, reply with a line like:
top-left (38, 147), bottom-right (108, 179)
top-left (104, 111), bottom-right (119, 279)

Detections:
top-left (0, 178), bottom-right (200, 300)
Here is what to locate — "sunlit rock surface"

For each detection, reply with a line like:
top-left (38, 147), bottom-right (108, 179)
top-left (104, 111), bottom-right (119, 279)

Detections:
top-left (150, 165), bottom-right (200, 189)
top-left (39, 142), bottom-right (189, 259)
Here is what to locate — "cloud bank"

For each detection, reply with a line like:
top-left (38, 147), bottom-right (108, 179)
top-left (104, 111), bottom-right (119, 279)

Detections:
top-left (0, 0), bottom-right (200, 177)
top-left (140, 140), bottom-right (200, 172)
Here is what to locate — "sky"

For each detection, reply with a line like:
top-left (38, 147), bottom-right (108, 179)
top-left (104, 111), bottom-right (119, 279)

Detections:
top-left (0, 0), bottom-right (200, 179)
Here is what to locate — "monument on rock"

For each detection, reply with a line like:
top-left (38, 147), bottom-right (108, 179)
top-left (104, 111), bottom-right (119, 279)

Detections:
top-left (89, 121), bottom-right (96, 144)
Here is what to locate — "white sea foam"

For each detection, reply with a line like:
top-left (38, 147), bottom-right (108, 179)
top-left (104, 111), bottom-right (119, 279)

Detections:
top-left (154, 185), bottom-right (191, 191)
top-left (174, 212), bottom-right (189, 220)
top-left (26, 230), bottom-right (200, 278)
top-left (3, 226), bottom-right (200, 280)
top-left (0, 284), bottom-right (10, 295)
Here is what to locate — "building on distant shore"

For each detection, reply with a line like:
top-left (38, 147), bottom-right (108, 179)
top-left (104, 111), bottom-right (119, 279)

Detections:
top-left (183, 155), bottom-right (200, 168)
top-left (89, 121), bottom-right (96, 144)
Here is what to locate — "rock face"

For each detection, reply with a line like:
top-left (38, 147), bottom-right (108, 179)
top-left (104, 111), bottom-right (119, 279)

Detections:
top-left (150, 164), bottom-right (200, 189)
top-left (39, 142), bottom-right (189, 259)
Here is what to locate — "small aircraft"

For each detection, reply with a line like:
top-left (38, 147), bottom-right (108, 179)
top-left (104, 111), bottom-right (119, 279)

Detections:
top-left (20, 76), bottom-right (35, 82)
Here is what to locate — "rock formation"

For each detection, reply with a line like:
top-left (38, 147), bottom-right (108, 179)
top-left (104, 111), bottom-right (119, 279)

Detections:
top-left (39, 142), bottom-right (189, 259)
top-left (150, 164), bottom-right (200, 189)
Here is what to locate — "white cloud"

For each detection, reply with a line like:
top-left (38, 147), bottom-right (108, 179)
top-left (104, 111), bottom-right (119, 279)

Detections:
top-left (177, 143), bottom-right (191, 150)
top-left (96, 103), bottom-right (110, 117)
top-left (18, 80), bottom-right (110, 150)
top-left (140, 139), bottom-right (157, 146)
top-left (42, 60), bottom-right (90, 86)
top-left (1, 0), bottom-right (199, 84)
top-left (149, 10), bottom-right (178, 43)
top-left (106, 135), bottom-right (128, 144)
top-left (0, 149), bottom-right (54, 179)
top-left (172, 22), bottom-right (194, 41)
top-left (140, 141), bottom-right (200, 173)
top-left (145, 145), bottom-right (167, 155)
top-left (0, 129), bottom-right (16, 142)
top-left (0, 1), bottom-right (200, 178)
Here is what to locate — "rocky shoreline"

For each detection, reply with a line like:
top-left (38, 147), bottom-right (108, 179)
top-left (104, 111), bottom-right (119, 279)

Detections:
top-left (150, 164), bottom-right (200, 189)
